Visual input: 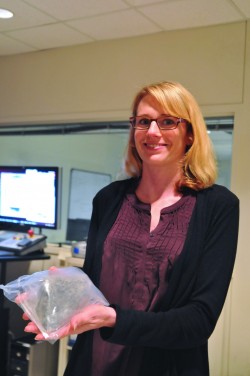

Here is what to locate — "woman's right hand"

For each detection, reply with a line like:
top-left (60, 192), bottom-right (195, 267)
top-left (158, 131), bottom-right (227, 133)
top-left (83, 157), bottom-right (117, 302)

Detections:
top-left (23, 303), bottom-right (116, 341)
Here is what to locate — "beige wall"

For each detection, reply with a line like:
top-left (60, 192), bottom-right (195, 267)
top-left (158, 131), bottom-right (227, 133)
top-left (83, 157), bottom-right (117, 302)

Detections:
top-left (0, 21), bottom-right (249, 375)
top-left (0, 21), bottom-right (245, 123)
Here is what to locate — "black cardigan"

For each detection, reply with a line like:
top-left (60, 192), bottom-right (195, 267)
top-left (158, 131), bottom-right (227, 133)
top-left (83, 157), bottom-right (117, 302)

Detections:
top-left (64, 179), bottom-right (239, 376)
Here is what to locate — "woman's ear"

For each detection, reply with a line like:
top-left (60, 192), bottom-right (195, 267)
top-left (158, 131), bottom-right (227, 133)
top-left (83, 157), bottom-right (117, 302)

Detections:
top-left (186, 135), bottom-right (193, 146)
top-left (186, 122), bottom-right (193, 146)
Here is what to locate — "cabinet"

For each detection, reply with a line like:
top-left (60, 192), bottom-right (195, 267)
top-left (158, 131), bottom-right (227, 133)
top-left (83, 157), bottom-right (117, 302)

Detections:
top-left (9, 336), bottom-right (58, 376)
top-left (0, 252), bottom-right (50, 376)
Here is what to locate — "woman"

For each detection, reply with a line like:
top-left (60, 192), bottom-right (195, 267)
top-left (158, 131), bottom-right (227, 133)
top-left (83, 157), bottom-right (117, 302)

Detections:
top-left (25, 81), bottom-right (239, 375)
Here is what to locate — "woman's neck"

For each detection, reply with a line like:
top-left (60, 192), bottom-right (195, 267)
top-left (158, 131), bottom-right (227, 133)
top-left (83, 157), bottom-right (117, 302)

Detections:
top-left (136, 166), bottom-right (182, 204)
top-left (136, 167), bottom-right (183, 231)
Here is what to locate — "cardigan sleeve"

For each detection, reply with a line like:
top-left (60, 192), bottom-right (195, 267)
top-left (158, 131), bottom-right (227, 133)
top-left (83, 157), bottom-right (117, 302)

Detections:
top-left (100, 186), bottom-right (239, 350)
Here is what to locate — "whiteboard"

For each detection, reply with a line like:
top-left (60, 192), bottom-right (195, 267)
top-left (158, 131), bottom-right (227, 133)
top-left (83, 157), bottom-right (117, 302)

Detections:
top-left (68, 169), bottom-right (111, 220)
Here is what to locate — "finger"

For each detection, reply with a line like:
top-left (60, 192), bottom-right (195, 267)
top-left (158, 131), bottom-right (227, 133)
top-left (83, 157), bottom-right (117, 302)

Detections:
top-left (52, 325), bottom-right (71, 339)
top-left (24, 321), bottom-right (40, 334)
top-left (15, 292), bottom-right (28, 305)
top-left (22, 312), bottom-right (30, 321)
top-left (49, 266), bottom-right (57, 271)
top-left (34, 333), bottom-right (46, 341)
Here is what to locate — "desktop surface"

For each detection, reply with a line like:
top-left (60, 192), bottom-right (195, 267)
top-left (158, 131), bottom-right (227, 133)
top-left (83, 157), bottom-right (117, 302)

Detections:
top-left (0, 249), bottom-right (49, 260)
top-left (0, 230), bottom-right (47, 255)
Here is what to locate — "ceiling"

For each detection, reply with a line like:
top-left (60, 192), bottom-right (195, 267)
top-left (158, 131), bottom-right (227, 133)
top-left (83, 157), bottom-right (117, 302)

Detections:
top-left (0, 0), bottom-right (249, 57)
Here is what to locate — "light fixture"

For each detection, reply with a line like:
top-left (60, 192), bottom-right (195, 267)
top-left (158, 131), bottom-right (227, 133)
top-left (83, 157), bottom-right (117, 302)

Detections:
top-left (0, 8), bottom-right (14, 19)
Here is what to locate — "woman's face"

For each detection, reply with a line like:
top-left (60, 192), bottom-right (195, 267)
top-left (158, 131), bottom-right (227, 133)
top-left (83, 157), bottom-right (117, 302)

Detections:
top-left (134, 95), bottom-right (190, 171)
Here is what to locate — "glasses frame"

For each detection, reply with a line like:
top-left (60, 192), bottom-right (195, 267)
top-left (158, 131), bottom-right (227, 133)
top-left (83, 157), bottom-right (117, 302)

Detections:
top-left (129, 115), bottom-right (186, 131)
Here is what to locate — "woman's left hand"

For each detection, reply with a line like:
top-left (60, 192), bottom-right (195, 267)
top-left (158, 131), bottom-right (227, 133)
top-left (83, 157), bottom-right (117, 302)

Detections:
top-left (24, 304), bottom-right (116, 341)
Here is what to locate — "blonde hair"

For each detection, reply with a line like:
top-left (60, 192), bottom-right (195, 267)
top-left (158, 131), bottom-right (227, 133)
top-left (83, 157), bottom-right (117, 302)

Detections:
top-left (125, 81), bottom-right (217, 190)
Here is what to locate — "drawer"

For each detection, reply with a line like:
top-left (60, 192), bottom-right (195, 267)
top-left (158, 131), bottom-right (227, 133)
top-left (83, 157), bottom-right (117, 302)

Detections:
top-left (9, 359), bottom-right (28, 376)
top-left (10, 346), bottom-right (29, 362)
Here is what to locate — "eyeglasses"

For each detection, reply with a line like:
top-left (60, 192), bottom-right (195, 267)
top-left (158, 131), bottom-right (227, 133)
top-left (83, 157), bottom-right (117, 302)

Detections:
top-left (129, 115), bottom-right (185, 131)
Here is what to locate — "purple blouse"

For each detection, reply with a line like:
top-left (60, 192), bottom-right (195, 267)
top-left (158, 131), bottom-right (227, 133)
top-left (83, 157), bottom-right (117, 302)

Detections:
top-left (91, 192), bottom-right (196, 376)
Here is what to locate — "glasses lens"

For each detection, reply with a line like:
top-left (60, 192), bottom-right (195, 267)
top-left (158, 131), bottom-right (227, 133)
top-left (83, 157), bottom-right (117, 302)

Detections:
top-left (131, 116), bottom-right (151, 129)
top-left (158, 116), bottom-right (178, 129)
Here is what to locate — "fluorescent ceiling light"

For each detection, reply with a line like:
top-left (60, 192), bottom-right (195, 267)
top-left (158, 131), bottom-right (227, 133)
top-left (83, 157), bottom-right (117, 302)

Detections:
top-left (0, 8), bottom-right (14, 19)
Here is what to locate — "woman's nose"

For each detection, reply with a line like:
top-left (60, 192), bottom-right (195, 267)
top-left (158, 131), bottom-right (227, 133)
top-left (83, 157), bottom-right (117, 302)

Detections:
top-left (147, 120), bottom-right (161, 134)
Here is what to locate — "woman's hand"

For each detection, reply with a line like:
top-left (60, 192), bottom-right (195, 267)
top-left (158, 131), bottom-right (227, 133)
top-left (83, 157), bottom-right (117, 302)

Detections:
top-left (23, 304), bottom-right (116, 341)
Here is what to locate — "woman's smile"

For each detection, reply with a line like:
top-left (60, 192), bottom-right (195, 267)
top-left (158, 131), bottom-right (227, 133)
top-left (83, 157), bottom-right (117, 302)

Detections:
top-left (143, 142), bottom-right (167, 150)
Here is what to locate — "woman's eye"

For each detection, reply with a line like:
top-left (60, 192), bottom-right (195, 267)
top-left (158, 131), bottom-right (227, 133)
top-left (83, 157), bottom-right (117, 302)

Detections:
top-left (162, 118), bottom-right (175, 125)
top-left (138, 118), bottom-right (151, 126)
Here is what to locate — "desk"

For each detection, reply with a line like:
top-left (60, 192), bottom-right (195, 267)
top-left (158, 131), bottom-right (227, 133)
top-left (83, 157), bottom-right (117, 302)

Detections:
top-left (0, 251), bottom-right (50, 376)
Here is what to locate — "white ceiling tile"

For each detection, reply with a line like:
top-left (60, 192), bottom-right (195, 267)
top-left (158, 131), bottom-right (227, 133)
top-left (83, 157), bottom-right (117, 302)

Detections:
top-left (0, 0), bottom-right (55, 31)
top-left (67, 9), bottom-right (161, 40)
top-left (232, 0), bottom-right (250, 18)
top-left (139, 0), bottom-right (245, 30)
top-left (0, 34), bottom-right (35, 55)
top-left (0, 0), bottom-right (249, 56)
top-left (23, 0), bottom-right (129, 20)
top-left (7, 24), bottom-right (93, 49)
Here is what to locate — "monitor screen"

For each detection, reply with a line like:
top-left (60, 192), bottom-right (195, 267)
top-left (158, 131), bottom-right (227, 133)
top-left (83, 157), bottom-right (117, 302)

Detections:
top-left (0, 166), bottom-right (60, 230)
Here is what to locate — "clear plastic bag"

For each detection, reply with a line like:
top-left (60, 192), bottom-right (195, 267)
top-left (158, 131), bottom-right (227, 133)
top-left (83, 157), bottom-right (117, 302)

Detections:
top-left (0, 266), bottom-right (108, 343)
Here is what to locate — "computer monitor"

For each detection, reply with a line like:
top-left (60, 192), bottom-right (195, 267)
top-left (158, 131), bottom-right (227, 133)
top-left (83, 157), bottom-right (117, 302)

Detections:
top-left (0, 166), bottom-right (60, 231)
